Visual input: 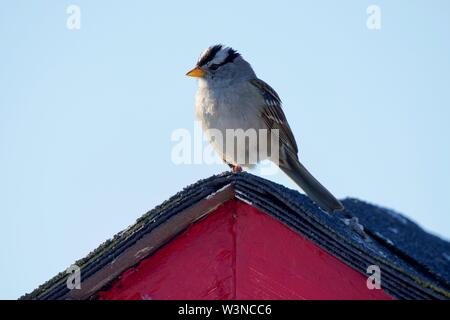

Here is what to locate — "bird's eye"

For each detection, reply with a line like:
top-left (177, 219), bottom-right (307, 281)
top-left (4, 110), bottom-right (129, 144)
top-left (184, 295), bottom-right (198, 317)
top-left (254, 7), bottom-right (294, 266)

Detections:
top-left (209, 64), bottom-right (220, 71)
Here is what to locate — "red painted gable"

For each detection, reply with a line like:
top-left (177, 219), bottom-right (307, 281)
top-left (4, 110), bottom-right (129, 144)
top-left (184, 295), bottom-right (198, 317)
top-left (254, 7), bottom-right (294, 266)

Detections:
top-left (97, 200), bottom-right (393, 300)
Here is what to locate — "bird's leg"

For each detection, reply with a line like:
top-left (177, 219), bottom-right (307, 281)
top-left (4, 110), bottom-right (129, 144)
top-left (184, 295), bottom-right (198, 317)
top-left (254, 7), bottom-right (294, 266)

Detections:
top-left (225, 160), bottom-right (243, 173)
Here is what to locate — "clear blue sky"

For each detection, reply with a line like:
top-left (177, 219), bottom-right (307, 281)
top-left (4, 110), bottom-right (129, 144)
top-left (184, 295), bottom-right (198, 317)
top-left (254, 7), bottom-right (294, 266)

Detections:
top-left (1, 1), bottom-right (449, 299)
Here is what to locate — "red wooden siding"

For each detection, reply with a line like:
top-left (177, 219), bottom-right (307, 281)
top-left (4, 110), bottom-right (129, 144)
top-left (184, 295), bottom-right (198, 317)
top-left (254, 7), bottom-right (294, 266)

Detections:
top-left (97, 200), bottom-right (393, 300)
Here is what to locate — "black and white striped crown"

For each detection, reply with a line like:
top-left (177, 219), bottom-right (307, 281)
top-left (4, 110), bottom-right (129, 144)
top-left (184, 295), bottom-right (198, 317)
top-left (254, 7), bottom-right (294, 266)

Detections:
top-left (197, 44), bottom-right (241, 68)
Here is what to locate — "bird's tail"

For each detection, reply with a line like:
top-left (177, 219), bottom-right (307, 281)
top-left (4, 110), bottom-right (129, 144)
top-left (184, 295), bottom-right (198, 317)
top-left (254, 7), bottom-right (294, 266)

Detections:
top-left (279, 156), bottom-right (344, 213)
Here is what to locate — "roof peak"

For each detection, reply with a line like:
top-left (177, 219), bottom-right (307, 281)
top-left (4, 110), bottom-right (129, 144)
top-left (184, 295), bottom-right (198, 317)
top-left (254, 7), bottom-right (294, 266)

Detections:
top-left (21, 172), bottom-right (450, 300)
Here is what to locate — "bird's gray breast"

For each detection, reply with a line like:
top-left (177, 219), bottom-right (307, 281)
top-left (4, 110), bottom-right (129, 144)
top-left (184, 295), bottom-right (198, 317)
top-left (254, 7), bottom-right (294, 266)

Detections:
top-left (195, 81), bottom-right (263, 133)
top-left (194, 81), bottom-right (266, 166)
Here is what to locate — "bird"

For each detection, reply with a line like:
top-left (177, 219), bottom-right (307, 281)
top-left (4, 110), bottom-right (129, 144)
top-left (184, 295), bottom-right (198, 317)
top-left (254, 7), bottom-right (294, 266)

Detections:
top-left (186, 44), bottom-right (344, 213)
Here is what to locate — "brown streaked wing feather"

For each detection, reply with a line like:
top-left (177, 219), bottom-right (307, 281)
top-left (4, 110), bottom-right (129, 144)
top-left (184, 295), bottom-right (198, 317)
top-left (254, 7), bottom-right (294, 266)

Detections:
top-left (250, 79), bottom-right (299, 154)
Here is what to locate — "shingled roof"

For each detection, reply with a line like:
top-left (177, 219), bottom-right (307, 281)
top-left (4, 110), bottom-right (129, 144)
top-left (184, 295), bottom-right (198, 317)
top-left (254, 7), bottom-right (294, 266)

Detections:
top-left (21, 172), bottom-right (450, 300)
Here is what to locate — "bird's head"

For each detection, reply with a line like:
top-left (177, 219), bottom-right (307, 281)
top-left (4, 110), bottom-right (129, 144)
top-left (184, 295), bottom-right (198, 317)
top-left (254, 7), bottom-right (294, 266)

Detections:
top-left (186, 45), bottom-right (256, 86)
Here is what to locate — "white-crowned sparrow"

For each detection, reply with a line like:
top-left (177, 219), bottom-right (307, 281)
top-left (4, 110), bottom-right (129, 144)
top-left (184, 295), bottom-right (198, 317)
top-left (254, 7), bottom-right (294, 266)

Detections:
top-left (187, 45), bottom-right (343, 213)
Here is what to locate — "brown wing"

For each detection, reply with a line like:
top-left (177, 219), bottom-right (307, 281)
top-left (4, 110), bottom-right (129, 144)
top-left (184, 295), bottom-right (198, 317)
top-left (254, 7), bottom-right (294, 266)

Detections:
top-left (250, 78), bottom-right (299, 154)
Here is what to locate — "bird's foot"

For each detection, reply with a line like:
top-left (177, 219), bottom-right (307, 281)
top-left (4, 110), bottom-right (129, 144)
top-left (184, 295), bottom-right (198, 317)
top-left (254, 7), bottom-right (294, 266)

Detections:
top-left (231, 165), bottom-right (243, 173)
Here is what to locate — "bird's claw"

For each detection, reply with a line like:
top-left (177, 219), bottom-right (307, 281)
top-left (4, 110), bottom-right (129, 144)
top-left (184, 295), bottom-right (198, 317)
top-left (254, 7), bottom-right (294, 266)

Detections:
top-left (231, 165), bottom-right (243, 173)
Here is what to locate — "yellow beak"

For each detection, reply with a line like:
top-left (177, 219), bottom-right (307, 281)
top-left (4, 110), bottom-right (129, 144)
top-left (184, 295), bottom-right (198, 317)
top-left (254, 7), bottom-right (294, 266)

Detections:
top-left (186, 67), bottom-right (206, 78)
